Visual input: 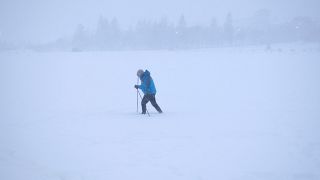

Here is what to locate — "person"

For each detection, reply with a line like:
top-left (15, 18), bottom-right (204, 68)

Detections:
top-left (134, 69), bottom-right (163, 114)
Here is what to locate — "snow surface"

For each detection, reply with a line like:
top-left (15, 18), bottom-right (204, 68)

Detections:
top-left (1, 46), bottom-right (320, 180)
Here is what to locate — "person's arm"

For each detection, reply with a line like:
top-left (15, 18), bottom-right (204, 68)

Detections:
top-left (135, 78), bottom-right (145, 89)
top-left (139, 82), bottom-right (146, 91)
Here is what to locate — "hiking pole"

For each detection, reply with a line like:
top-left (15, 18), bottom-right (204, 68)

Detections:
top-left (136, 77), bottom-right (139, 113)
top-left (137, 90), bottom-right (150, 116)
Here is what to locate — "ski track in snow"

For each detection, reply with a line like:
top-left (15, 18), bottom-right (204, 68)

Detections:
top-left (0, 46), bottom-right (320, 180)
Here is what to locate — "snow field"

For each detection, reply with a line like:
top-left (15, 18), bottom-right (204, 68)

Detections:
top-left (0, 47), bottom-right (320, 180)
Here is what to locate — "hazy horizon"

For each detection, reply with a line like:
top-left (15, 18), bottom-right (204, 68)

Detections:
top-left (1, 0), bottom-right (320, 44)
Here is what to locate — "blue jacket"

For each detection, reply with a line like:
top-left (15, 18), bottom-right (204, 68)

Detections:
top-left (138, 70), bottom-right (157, 95)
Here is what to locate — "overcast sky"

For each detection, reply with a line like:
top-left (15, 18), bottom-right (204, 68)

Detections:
top-left (0, 0), bottom-right (319, 43)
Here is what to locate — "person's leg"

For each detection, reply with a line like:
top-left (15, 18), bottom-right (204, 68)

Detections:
top-left (149, 94), bottom-right (163, 113)
top-left (141, 95), bottom-right (150, 114)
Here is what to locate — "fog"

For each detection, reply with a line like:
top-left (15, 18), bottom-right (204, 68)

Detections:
top-left (1, 0), bottom-right (320, 44)
top-left (1, 1), bottom-right (320, 179)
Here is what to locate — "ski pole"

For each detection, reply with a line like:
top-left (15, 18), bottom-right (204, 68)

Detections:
top-left (137, 90), bottom-right (150, 116)
top-left (137, 77), bottom-right (139, 113)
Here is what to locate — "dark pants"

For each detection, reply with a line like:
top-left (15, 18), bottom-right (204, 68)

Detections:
top-left (141, 94), bottom-right (162, 114)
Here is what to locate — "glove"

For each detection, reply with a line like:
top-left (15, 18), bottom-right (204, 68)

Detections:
top-left (134, 85), bottom-right (139, 89)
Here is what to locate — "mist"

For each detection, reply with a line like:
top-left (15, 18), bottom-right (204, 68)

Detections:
top-left (1, 0), bottom-right (320, 44)
top-left (1, 0), bottom-right (320, 180)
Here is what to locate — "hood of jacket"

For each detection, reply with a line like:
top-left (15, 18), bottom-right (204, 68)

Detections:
top-left (140, 70), bottom-right (150, 80)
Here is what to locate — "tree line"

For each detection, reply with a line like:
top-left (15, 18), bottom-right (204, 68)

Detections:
top-left (35, 11), bottom-right (320, 51)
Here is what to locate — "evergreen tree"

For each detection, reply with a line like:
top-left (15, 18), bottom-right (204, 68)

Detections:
top-left (209, 17), bottom-right (221, 46)
top-left (72, 24), bottom-right (88, 50)
top-left (176, 15), bottom-right (188, 48)
top-left (224, 13), bottom-right (234, 45)
top-left (95, 16), bottom-right (109, 48)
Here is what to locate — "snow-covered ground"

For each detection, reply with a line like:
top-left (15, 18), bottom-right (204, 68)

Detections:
top-left (1, 46), bottom-right (320, 180)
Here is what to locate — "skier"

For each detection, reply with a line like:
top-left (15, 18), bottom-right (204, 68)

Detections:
top-left (134, 69), bottom-right (163, 114)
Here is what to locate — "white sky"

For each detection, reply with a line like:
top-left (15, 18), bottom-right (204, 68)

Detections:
top-left (0, 0), bottom-right (319, 43)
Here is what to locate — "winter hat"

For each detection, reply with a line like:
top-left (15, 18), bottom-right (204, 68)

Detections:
top-left (137, 69), bottom-right (144, 77)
